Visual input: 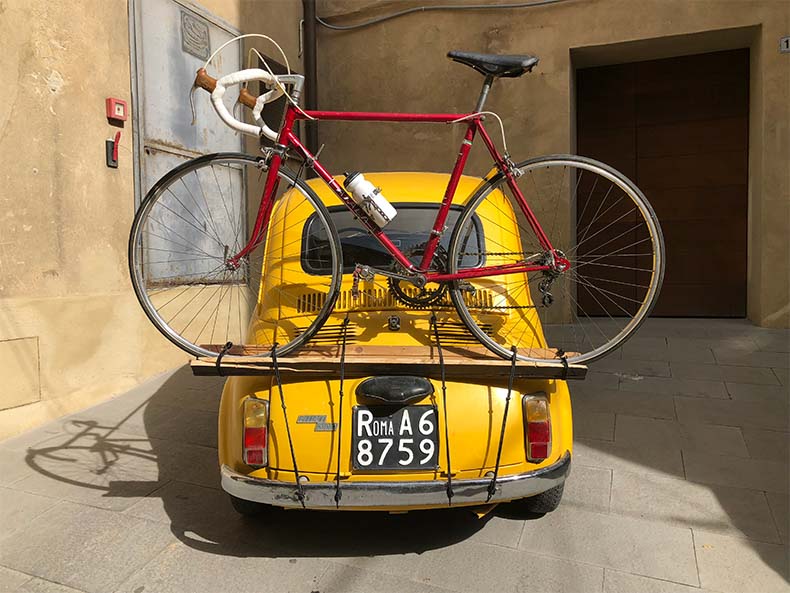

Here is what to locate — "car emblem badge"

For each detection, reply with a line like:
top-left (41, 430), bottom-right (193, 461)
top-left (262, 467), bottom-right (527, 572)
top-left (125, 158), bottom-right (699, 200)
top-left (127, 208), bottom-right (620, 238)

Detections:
top-left (296, 415), bottom-right (337, 432)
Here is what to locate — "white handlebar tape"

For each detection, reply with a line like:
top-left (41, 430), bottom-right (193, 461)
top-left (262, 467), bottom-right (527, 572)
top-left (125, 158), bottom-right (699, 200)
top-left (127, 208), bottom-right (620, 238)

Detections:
top-left (210, 68), bottom-right (284, 140)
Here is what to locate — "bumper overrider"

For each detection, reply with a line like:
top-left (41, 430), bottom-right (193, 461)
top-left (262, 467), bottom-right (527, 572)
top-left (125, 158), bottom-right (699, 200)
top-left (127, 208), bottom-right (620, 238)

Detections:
top-left (221, 451), bottom-right (571, 509)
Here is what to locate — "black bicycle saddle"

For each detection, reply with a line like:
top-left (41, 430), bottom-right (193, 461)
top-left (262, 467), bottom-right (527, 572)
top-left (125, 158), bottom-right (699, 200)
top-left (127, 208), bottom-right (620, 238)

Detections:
top-left (447, 51), bottom-right (539, 78)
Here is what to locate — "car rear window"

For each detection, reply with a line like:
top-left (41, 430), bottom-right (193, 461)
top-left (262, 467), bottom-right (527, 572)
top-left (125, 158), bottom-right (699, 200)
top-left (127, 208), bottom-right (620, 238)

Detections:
top-left (301, 203), bottom-right (485, 274)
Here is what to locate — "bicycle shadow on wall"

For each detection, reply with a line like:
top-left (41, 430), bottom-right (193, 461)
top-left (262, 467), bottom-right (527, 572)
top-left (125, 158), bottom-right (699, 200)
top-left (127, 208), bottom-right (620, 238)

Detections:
top-left (22, 365), bottom-right (497, 558)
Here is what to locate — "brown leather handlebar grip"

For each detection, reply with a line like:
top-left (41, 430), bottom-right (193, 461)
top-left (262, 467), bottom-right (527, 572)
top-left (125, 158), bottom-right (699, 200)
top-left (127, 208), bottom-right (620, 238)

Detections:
top-left (194, 68), bottom-right (258, 109)
top-left (237, 88), bottom-right (257, 109)
top-left (194, 68), bottom-right (216, 92)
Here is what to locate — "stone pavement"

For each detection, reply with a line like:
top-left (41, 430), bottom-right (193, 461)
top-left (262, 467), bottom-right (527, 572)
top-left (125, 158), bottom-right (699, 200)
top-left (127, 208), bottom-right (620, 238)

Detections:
top-left (0, 319), bottom-right (787, 593)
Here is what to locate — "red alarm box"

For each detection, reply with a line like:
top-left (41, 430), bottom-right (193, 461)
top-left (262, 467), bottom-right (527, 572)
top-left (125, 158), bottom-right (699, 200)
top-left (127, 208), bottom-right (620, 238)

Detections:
top-left (106, 98), bottom-right (128, 121)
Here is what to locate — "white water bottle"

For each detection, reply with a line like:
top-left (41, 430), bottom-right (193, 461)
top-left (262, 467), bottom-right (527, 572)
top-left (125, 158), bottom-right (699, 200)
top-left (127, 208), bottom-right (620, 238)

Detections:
top-left (343, 172), bottom-right (397, 228)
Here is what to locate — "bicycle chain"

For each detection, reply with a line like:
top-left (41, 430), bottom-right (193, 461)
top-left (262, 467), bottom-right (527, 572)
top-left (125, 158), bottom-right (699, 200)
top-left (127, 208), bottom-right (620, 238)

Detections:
top-left (457, 251), bottom-right (544, 259)
top-left (376, 296), bottom-right (539, 312)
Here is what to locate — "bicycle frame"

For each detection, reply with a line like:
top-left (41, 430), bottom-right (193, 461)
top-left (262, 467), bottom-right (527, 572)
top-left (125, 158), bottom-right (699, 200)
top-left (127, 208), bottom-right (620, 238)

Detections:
top-left (230, 103), bottom-right (565, 283)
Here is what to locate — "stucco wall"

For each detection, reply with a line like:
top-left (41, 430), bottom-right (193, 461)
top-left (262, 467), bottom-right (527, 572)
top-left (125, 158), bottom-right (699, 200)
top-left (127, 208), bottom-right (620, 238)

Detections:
top-left (0, 0), bottom-right (302, 439)
top-left (314, 0), bottom-right (789, 328)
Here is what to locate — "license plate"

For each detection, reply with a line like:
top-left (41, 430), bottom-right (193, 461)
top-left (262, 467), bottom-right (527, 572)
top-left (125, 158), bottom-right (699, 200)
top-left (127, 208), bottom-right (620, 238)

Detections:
top-left (352, 405), bottom-right (439, 470)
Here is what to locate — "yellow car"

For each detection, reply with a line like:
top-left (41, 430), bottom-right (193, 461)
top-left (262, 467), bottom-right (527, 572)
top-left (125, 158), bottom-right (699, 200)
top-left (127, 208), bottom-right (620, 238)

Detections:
top-left (217, 172), bottom-right (573, 514)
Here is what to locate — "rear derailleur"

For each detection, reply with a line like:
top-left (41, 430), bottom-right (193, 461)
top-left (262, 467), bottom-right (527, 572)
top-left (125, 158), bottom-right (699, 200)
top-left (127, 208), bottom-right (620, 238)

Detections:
top-left (538, 249), bottom-right (570, 307)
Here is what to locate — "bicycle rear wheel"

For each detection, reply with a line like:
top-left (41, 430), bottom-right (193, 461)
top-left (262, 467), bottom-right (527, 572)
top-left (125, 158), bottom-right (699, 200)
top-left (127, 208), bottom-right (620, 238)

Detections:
top-left (129, 152), bottom-right (342, 358)
top-left (448, 155), bottom-right (664, 365)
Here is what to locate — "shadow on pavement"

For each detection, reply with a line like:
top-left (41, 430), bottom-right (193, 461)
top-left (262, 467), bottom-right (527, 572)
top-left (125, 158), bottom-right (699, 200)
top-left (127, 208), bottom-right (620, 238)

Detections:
top-left (19, 326), bottom-right (788, 585)
top-left (23, 366), bottom-right (518, 559)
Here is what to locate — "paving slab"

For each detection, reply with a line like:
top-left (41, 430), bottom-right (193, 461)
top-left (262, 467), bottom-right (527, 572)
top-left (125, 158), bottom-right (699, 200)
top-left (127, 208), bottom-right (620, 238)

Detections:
top-left (573, 411), bottom-right (615, 441)
top-left (112, 541), bottom-right (337, 593)
top-left (633, 320), bottom-right (710, 340)
top-left (143, 405), bottom-right (219, 449)
top-left (0, 501), bottom-right (173, 593)
top-left (333, 538), bottom-right (605, 593)
top-left (0, 487), bottom-right (60, 541)
top-left (315, 563), bottom-right (457, 593)
top-left (726, 382), bottom-right (789, 402)
top-left (617, 376), bottom-right (728, 398)
top-left (603, 569), bottom-right (721, 593)
top-left (714, 350), bottom-right (790, 369)
top-left (589, 358), bottom-right (671, 378)
top-left (754, 334), bottom-right (790, 353)
top-left (694, 530), bottom-right (789, 593)
top-left (683, 451), bottom-right (789, 493)
top-left (122, 480), bottom-right (232, 527)
top-left (571, 388), bottom-right (676, 420)
top-left (6, 429), bottom-right (166, 512)
top-left (614, 414), bottom-right (749, 457)
top-left (0, 566), bottom-right (32, 592)
top-left (665, 339), bottom-right (717, 363)
top-left (721, 365), bottom-right (782, 385)
top-left (154, 439), bottom-right (221, 489)
top-left (573, 439), bottom-right (685, 478)
top-left (767, 491), bottom-right (789, 544)
top-left (13, 578), bottom-right (88, 593)
top-left (0, 422), bottom-right (72, 453)
top-left (668, 337), bottom-right (755, 352)
top-left (69, 398), bottom-right (220, 449)
top-left (572, 370), bottom-right (620, 391)
top-left (553, 463), bottom-right (612, 514)
top-left (519, 505), bottom-right (699, 585)
top-left (153, 381), bottom-right (224, 414)
top-left (670, 362), bottom-right (726, 381)
top-left (617, 337), bottom-right (668, 360)
top-left (610, 470), bottom-right (781, 543)
top-left (675, 396), bottom-right (789, 430)
top-left (465, 514), bottom-right (525, 549)
top-left (742, 428), bottom-right (790, 462)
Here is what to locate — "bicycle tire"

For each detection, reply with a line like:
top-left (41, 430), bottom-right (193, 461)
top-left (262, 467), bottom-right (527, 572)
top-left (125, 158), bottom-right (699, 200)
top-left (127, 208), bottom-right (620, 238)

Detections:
top-left (128, 152), bottom-right (342, 358)
top-left (448, 154), bottom-right (665, 365)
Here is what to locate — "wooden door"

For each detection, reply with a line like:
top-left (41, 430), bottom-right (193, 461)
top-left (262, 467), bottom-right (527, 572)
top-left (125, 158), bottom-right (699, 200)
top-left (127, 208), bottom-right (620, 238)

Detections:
top-left (577, 49), bottom-right (749, 317)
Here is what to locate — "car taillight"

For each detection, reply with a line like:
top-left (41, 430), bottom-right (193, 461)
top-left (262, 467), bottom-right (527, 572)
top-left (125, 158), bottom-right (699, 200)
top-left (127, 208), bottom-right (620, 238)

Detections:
top-left (523, 394), bottom-right (551, 462)
top-left (243, 397), bottom-right (268, 467)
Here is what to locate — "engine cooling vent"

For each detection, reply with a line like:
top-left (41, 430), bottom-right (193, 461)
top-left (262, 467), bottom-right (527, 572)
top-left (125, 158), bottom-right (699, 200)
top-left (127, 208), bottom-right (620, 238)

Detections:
top-left (295, 287), bottom-right (500, 313)
top-left (431, 321), bottom-right (493, 345)
top-left (294, 322), bottom-right (359, 344)
top-left (296, 291), bottom-right (330, 314)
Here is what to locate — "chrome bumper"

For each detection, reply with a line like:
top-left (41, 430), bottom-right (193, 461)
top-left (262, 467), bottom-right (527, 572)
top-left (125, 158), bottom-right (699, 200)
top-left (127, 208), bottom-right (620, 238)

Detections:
top-left (221, 451), bottom-right (571, 509)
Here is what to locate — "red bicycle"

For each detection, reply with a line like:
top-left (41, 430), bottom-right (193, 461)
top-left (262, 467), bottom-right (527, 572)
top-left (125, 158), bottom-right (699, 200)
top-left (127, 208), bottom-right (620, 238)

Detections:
top-left (129, 43), bottom-right (664, 364)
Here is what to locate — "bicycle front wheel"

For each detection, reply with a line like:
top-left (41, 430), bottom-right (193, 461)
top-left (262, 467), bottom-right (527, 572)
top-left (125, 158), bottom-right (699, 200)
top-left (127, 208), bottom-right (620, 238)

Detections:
top-left (129, 152), bottom-right (342, 358)
top-left (448, 155), bottom-right (664, 365)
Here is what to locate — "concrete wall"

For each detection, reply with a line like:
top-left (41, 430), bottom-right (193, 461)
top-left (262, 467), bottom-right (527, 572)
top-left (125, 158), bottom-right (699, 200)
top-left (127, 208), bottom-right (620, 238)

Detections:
top-left (315, 0), bottom-right (789, 328)
top-left (0, 0), bottom-right (302, 439)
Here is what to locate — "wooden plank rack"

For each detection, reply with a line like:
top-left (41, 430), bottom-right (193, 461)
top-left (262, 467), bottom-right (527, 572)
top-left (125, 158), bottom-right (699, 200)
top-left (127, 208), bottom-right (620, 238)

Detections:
top-left (190, 344), bottom-right (587, 381)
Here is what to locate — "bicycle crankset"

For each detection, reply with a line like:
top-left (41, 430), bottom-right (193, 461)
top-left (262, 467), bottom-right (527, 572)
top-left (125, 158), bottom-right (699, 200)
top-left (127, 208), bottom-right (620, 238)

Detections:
top-left (388, 244), bottom-right (449, 308)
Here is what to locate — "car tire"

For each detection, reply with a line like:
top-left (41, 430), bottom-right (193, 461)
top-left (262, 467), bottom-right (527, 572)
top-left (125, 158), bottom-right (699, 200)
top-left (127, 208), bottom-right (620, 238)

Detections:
top-left (229, 494), bottom-right (271, 517)
top-left (512, 483), bottom-right (564, 515)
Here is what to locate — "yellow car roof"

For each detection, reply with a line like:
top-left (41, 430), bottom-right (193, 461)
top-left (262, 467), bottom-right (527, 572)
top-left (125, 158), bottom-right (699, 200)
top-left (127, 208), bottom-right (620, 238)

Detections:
top-left (303, 172), bottom-right (489, 206)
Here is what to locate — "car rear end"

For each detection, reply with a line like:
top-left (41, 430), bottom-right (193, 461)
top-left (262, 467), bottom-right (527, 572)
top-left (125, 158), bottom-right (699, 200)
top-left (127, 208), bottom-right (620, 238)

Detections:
top-left (218, 342), bottom-right (572, 511)
top-left (217, 172), bottom-right (573, 511)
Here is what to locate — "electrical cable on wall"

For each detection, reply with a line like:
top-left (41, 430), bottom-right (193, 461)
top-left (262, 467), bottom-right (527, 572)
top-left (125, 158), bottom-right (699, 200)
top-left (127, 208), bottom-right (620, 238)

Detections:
top-left (316, 0), bottom-right (576, 31)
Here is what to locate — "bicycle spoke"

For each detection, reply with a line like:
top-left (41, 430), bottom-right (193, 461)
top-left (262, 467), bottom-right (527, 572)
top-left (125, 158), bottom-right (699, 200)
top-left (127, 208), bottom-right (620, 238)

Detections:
top-left (130, 155), bottom-right (341, 357)
top-left (156, 195), bottom-right (228, 251)
top-left (450, 156), bottom-right (663, 364)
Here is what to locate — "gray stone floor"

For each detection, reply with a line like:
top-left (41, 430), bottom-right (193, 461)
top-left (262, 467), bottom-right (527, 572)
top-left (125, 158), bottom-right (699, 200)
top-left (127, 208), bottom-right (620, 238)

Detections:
top-left (0, 319), bottom-right (787, 593)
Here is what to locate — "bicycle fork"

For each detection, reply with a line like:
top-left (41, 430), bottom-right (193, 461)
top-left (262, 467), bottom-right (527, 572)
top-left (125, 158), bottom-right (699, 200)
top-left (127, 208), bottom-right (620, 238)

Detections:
top-left (224, 150), bottom-right (283, 269)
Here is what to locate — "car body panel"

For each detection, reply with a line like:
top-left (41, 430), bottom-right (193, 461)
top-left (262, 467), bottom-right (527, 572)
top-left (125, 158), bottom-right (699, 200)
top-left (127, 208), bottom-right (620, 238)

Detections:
top-left (218, 172), bottom-right (573, 511)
